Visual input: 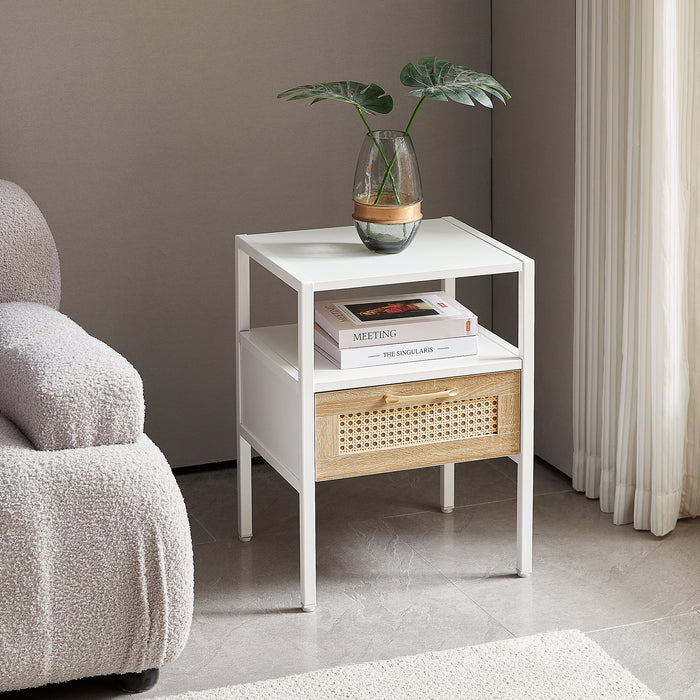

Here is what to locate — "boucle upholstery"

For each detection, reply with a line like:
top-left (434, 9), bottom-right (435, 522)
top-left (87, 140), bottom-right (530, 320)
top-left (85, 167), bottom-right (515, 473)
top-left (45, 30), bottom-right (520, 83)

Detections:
top-left (0, 414), bottom-right (194, 692)
top-left (0, 180), bottom-right (193, 692)
top-left (0, 179), bottom-right (60, 308)
top-left (0, 302), bottom-right (144, 451)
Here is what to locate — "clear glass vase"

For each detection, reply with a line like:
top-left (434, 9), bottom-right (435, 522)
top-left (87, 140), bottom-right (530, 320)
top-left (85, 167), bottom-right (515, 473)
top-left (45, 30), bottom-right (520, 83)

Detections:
top-left (352, 130), bottom-right (423, 254)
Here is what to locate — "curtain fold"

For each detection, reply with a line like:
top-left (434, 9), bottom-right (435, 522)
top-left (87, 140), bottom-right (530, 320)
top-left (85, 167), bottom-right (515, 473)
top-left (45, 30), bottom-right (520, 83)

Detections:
top-left (574, 0), bottom-right (700, 535)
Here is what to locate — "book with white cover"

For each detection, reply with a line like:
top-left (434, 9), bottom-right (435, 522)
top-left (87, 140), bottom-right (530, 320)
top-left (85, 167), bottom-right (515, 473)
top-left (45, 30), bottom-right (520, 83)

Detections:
top-left (315, 291), bottom-right (477, 349)
top-left (314, 324), bottom-right (478, 369)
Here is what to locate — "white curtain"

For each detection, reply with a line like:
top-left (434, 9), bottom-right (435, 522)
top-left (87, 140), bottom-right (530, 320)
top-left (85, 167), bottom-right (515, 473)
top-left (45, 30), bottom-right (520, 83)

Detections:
top-left (574, 0), bottom-right (700, 536)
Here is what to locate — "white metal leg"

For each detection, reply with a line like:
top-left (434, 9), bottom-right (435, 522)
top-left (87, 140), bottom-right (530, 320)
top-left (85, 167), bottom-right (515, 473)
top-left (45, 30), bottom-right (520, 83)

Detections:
top-left (298, 283), bottom-right (317, 611)
top-left (237, 436), bottom-right (252, 542)
top-left (440, 277), bottom-right (457, 515)
top-left (235, 247), bottom-right (252, 543)
top-left (516, 452), bottom-right (533, 576)
top-left (516, 260), bottom-right (535, 576)
top-left (440, 463), bottom-right (455, 513)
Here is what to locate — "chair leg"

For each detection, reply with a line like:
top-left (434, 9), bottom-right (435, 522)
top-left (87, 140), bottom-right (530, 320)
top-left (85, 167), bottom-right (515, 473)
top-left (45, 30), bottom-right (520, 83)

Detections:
top-left (113, 668), bottom-right (159, 693)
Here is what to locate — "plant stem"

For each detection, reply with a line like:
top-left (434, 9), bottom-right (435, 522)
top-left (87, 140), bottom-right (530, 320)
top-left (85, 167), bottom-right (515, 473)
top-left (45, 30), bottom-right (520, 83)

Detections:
top-left (403, 95), bottom-right (426, 135)
top-left (373, 96), bottom-right (426, 204)
top-left (355, 106), bottom-right (401, 204)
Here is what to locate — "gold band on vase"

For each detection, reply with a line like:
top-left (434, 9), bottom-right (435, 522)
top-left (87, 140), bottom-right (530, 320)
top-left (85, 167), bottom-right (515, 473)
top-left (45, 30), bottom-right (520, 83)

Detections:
top-left (353, 201), bottom-right (423, 225)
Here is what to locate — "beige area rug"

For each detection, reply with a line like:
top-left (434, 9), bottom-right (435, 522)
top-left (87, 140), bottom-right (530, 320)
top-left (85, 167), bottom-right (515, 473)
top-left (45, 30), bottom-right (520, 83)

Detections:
top-left (159, 629), bottom-right (658, 699)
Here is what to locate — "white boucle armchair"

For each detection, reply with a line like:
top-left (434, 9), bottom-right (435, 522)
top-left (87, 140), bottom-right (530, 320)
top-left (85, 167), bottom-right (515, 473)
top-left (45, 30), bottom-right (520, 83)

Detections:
top-left (0, 180), bottom-right (194, 693)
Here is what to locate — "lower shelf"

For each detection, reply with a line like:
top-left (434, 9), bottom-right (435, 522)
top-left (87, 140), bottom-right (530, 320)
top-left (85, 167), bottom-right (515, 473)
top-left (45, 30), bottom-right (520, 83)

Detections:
top-left (315, 370), bottom-right (520, 481)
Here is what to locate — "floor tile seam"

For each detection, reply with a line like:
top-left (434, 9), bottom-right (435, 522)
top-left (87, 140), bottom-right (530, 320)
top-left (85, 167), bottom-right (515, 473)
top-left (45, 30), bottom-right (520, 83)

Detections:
top-left (421, 558), bottom-right (518, 638)
top-left (188, 513), bottom-right (218, 545)
top-left (535, 487), bottom-right (577, 496)
top-left (189, 512), bottom-right (437, 544)
top-left (585, 610), bottom-right (700, 635)
top-left (381, 498), bottom-right (517, 520)
top-left (531, 488), bottom-right (582, 500)
top-left (378, 488), bottom-right (580, 522)
top-left (187, 487), bottom-right (582, 543)
top-left (463, 598), bottom-right (520, 639)
top-left (446, 594), bottom-right (521, 639)
top-left (381, 520), bottom-right (520, 640)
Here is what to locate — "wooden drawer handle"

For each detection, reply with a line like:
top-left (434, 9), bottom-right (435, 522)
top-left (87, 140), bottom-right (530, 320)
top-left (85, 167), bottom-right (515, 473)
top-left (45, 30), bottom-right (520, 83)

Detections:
top-left (383, 388), bottom-right (459, 406)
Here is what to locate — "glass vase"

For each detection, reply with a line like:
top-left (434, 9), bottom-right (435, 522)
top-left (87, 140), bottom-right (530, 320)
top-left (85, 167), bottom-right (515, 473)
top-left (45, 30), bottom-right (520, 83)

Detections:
top-left (352, 130), bottom-right (423, 254)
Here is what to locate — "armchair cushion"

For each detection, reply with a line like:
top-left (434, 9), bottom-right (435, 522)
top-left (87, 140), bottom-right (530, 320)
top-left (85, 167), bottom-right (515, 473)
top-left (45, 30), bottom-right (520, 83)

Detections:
top-left (0, 302), bottom-right (144, 450)
top-left (0, 414), bottom-right (193, 691)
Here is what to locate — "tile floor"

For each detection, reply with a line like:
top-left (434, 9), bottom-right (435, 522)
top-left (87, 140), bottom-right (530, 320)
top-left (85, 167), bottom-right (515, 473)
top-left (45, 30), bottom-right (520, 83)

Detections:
top-left (3, 458), bottom-right (699, 699)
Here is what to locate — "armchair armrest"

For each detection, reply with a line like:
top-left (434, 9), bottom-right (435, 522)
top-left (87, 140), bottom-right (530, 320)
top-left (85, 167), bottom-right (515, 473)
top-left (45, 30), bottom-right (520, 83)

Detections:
top-left (0, 302), bottom-right (144, 450)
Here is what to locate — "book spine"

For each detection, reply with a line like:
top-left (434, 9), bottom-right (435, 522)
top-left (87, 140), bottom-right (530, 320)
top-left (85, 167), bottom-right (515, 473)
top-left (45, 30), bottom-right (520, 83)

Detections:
top-left (333, 316), bottom-right (476, 349)
top-left (315, 332), bottom-right (478, 370)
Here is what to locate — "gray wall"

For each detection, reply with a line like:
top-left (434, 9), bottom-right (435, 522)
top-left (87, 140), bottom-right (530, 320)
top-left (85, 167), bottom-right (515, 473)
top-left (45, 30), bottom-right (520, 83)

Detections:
top-left (1, 1), bottom-right (494, 467)
top-left (492, 0), bottom-right (576, 475)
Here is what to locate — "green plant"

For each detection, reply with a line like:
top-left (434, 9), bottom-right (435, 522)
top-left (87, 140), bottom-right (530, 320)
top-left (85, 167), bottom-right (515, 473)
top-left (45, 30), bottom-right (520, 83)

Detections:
top-left (278, 57), bottom-right (510, 204)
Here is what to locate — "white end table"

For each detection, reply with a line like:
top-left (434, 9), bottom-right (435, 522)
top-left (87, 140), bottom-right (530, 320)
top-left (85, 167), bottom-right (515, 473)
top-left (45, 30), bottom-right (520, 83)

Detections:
top-left (235, 217), bottom-right (534, 612)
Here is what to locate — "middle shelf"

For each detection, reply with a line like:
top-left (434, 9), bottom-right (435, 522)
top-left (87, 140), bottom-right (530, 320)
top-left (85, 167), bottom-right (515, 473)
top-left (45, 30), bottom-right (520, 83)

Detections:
top-left (240, 324), bottom-right (521, 392)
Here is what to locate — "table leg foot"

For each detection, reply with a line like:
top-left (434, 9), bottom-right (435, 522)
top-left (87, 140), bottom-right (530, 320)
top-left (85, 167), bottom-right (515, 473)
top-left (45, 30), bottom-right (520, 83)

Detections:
top-left (239, 535), bottom-right (252, 543)
top-left (299, 488), bottom-right (316, 615)
top-left (517, 569), bottom-right (532, 578)
top-left (440, 463), bottom-right (455, 514)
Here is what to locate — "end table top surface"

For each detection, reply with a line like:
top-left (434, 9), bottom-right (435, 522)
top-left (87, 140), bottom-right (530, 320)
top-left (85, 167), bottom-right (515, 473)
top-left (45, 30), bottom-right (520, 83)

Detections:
top-left (236, 217), bottom-right (531, 291)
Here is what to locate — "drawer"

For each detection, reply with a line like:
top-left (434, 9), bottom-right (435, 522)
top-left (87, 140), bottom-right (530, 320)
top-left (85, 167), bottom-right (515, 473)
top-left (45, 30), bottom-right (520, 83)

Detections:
top-left (315, 370), bottom-right (520, 481)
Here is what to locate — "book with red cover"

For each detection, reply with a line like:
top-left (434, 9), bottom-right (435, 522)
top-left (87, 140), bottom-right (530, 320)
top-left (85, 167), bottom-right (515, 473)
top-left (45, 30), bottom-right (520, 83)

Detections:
top-left (314, 291), bottom-right (477, 349)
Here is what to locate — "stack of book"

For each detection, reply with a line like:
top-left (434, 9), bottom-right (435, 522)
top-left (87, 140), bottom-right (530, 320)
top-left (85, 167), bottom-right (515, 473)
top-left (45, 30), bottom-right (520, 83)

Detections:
top-left (314, 291), bottom-right (478, 369)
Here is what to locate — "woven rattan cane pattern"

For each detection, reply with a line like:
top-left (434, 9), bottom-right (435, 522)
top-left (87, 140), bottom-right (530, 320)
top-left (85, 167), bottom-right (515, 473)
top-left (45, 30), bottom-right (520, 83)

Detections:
top-left (337, 396), bottom-right (499, 454)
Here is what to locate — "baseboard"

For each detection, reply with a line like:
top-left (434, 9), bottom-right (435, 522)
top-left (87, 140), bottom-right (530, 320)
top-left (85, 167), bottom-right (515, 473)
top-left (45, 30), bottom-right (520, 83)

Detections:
top-left (171, 455), bottom-right (266, 475)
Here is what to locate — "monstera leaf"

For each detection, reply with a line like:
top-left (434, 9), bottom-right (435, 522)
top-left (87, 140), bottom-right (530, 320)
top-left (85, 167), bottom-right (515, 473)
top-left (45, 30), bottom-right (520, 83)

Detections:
top-left (277, 81), bottom-right (393, 116)
top-left (400, 57), bottom-right (510, 108)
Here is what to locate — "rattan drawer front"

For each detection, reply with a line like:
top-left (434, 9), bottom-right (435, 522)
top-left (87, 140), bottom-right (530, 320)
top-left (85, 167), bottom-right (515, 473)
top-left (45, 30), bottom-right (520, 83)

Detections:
top-left (315, 370), bottom-right (520, 481)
